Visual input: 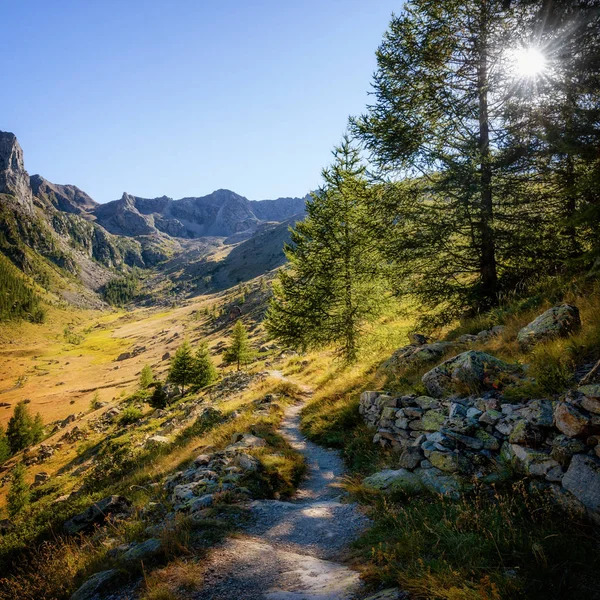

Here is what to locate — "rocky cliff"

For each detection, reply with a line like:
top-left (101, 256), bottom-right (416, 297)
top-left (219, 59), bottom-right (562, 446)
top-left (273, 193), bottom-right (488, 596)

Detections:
top-left (0, 132), bottom-right (33, 212)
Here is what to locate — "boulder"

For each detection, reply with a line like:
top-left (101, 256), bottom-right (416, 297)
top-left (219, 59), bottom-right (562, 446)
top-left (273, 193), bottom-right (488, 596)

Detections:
top-left (146, 435), bottom-right (170, 446)
top-left (64, 496), bottom-right (131, 535)
top-left (510, 445), bottom-right (560, 477)
top-left (562, 454), bottom-right (600, 513)
top-left (122, 538), bottom-right (162, 562)
top-left (398, 447), bottom-right (423, 470)
top-left (417, 467), bottom-right (462, 499)
top-left (517, 304), bottom-right (581, 349)
top-left (408, 333), bottom-right (429, 345)
top-left (518, 400), bottom-right (554, 427)
top-left (189, 494), bottom-right (214, 512)
top-left (550, 435), bottom-right (586, 466)
top-left (383, 342), bottom-right (455, 372)
top-left (422, 351), bottom-right (518, 397)
top-left (70, 570), bottom-right (118, 600)
top-left (363, 469), bottom-right (424, 495)
top-left (554, 402), bottom-right (590, 437)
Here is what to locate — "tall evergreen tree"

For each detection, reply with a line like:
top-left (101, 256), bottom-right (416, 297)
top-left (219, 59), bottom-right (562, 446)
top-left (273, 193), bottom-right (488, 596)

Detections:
top-left (0, 426), bottom-right (10, 464)
top-left (168, 341), bottom-right (196, 395)
top-left (193, 342), bottom-right (217, 387)
top-left (6, 402), bottom-right (35, 454)
top-left (224, 320), bottom-right (253, 371)
top-left (351, 0), bottom-right (545, 322)
top-left (7, 463), bottom-right (29, 518)
top-left (266, 138), bottom-right (387, 361)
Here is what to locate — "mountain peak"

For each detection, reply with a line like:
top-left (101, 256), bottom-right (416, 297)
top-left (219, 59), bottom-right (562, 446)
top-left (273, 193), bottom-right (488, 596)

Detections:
top-left (0, 130), bottom-right (33, 211)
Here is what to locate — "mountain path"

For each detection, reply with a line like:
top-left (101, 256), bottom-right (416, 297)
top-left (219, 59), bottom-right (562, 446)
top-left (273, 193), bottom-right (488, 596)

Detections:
top-left (193, 372), bottom-right (370, 600)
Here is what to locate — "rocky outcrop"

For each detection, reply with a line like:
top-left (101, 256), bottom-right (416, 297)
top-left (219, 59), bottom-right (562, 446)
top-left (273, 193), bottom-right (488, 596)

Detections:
top-left (30, 175), bottom-right (97, 214)
top-left (517, 304), bottom-right (581, 348)
top-left (0, 131), bottom-right (33, 211)
top-left (63, 495), bottom-right (132, 534)
top-left (70, 569), bottom-right (118, 600)
top-left (421, 350), bottom-right (520, 397)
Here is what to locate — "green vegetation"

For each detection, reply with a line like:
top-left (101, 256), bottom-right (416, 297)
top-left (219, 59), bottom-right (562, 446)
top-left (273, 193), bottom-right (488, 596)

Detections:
top-left (102, 272), bottom-right (139, 306)
top-left (193, 342), bottom-right (217, 387)
top-left (0, 427), bottom-right (10, 464)
top-left (223, 320), bottom-right (253, 371)
top-left (139, 364), bottom-right (154, 389)
top-left (6, 402), bottom-right (44, 455)
top-left (0, 254), bottom-right (45, 323)
top-left (168, 341), bottom-right (195, 394)
top-left (352, 482), bottom-right (599, 599)
top-left (149, 384), bottom-right (169, 409)
top-left (118, 406), bottom-right (143, 425)
top-left (267, 138), bottom-right (388, 361)
top-left (7, 464), bottom-right (29, 518)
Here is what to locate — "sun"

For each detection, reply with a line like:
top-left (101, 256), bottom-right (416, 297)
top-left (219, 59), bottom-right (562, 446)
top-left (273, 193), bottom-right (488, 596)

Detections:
top-left (512, 47), bottom-right (547, 78)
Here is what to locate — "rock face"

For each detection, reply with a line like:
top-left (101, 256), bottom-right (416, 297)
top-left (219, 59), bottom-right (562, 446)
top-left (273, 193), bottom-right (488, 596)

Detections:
top-left (63, 495), bottom-right (131, 534)
top-left (0, 131), bottom-right (33, 211)
top-left (562, 454), bottom-right (600, 513)
top-left (92, 189), bottom-right (307, 239)
top-left (517, 304), bottom-right (581, 348)
top-left (421, 351), bottom-right (519, 397)
top-left (30, 174), bottom-right (98, 214)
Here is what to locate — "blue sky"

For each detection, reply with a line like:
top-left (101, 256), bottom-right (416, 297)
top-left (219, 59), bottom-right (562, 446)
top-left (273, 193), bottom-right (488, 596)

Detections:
top-left (2, 1), bottom-right (400, 203)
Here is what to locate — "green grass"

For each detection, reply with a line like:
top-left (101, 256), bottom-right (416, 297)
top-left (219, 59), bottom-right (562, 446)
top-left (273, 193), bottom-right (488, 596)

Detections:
top-left (351, 482), bottom-right (600, 600)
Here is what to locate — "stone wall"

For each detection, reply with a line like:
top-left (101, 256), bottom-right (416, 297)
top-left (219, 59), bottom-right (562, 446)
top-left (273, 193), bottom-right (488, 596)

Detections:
top-left (359, 384), bottom-right (600, 519)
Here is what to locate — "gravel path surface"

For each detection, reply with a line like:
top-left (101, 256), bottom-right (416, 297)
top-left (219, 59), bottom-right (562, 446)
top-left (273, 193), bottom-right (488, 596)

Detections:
top-left (193, 378), bottom-right (370, 600)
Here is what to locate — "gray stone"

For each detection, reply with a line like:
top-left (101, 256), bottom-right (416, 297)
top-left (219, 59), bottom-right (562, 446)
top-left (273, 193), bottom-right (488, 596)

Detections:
top-left (517, 304), bottom-right (581, 348)
top-left (479, 409), bottom-right (502, 425)
top-left (511, 445), bottom-right (559, 477)
top-left (417, 467), bottom-right (462, 499)
top-left (562, 454), bottom-right (600, 513)
top-left (70, 570), bottom-right (118, 600)
top-left (519, 400), bottom-right (554, 427)
top-left (0, 132), bottom-right (34, 212)
top-left (122, 538), bottom-right (162, 562)
top-left (398, 446), bottom-right (423, 470)
top-left (421, 410), bottom-right (446, 431)
top-left (422, 351), bottom-right (519, 397)
top-left (189, 494), bottom-right (214, 512)
top-left (363, 469), bottom-right (424, 495)
top-left (64, 496), bottom-right (131, 535)
top-left (550, 435), bottom-right (586, 466)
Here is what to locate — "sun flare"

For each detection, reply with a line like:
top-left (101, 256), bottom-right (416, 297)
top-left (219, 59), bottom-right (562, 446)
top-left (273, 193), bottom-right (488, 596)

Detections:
top-left (513, 47), bottom-right (547, 78)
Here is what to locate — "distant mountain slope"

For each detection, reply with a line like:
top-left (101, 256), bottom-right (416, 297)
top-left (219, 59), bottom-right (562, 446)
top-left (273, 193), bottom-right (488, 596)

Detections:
top-left (92, 189), bottom-right (306, 238)
top-left (0, 129), bottom-right (306, 308)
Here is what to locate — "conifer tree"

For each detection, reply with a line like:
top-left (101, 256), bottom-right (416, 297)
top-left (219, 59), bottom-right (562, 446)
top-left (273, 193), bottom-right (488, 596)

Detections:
top-left (168, 341), bottom-right (195, 395)
top-left (351, 0), bottom-right (534, 321)
top-left (7, 463), bottom-right (29, 518)
top-left (266, 138), bottom-right (387, 361)
top-left (139, 364), bottom-right (154, 389)
top-left (31, 413), bottom-right (44, 445)
top-left (224, 320), bottom-right (253, 371)
top-left (0, 426), bottom-right (10, 464)
top-left (6, 402), bottom-right (34, 454)
top-left (193, 342), bottom-right (217, 387)
top-left (149, 384), bottom-right (169, 409)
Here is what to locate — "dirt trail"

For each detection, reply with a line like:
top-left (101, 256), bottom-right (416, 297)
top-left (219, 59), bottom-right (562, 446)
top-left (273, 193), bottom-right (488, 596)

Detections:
top-left (194, 374), bottom-right (369, 600)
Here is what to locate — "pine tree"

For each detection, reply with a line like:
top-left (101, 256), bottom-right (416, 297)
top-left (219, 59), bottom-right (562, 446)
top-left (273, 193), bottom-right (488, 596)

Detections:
top-left (224, 320), bottom-right (253, 371)
top-left (266, 138), bottom-right (387, 361)
top-left (0, 426), bottom-right (10, 463)
top-left (193, 342), bottom-right (217, 387)
top-left (350, 0), bottom-right (540, 322)
top-left (149, 384), bottom-right (168, 409)
top-left (7, 463), bottom-right (29, 518)
top-left (168, 341), bottom-right (196, 394)
top-left (31, 413), bottom-right (44, 445)
top-left (140, 364), bottom-right (154, 389)
top-left (6, 402), bottom-right (34, 454)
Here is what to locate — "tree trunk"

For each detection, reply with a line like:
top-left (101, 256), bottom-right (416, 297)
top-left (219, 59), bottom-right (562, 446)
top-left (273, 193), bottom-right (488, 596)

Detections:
top-left (477, 0), bottom-right (498, 308)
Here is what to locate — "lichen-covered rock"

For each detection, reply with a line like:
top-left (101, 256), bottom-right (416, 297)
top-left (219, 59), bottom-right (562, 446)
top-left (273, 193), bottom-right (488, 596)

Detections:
top-left (363, 469), bottom-right (424, 495)
top-left (429, 451), bottom-right (469, 473)
top-left (70, 569), bottom-right (118, 600)
top-left (383, 342), bottom-right (456, 372)
top-left (518, 400), bottom-right (554, 427)
top-left (517, 304), bottom-right (581, 349)
top-left (422, 351), bottom-right (519, 397)
top-left (562, 454), bottom-right (600, 513)
top-left (398, 446), bottom-right (423, 469)
top-left (510, 445), bottom-right (560, 477)
top-left (417, 467), bottom-right (462, 499)
top-left (122, 538), bottom-right (162, 562)
top-left (550, 435), bottom-right (586, 466)
top-left (554, 402), bottom-right (590, 437)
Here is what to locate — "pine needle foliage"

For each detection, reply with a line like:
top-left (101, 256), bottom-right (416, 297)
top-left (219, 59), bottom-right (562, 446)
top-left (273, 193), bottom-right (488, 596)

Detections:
top-left (266, 137), bottom-right (388, 362)
top-left (224, 320), bottom-right (253, 371)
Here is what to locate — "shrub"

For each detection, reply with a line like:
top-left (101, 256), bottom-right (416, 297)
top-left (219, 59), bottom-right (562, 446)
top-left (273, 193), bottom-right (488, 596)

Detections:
top-left (140, 364), bottom-right (154, 389)
top-left (149, 384), bottom-right (169, 410)
top-left (119, 407), bottom-right (143, 425)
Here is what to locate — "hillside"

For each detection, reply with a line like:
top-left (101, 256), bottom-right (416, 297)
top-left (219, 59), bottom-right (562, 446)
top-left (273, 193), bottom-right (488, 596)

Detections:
top-left (0, 130), bottom-right (307, 311)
